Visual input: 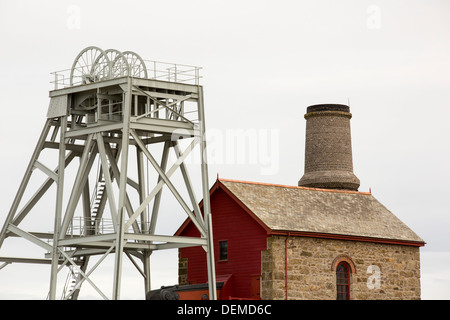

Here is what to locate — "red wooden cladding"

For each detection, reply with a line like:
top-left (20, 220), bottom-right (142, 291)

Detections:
top-left (178, 184), bottom-right (268, 299)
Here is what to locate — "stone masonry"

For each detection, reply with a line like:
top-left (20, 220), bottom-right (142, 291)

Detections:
top-left (261, 236), bottom-right (421, 300)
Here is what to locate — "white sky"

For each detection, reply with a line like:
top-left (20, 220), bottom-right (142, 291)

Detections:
top-left (0, 0), bottom-right (449, 299)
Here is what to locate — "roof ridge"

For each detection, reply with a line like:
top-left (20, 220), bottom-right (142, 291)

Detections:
top-left (218, 178), bottom-right (372, 195)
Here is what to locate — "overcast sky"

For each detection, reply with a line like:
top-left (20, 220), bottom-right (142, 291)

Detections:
top-left (0, 0), bottom-right (449, 299)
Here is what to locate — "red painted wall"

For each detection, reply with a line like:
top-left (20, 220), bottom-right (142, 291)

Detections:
top-left (178, 185), bottom-right (268, 299)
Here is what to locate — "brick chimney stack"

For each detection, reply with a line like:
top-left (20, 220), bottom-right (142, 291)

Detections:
top-left (298, 104), bottom-right (360, 191)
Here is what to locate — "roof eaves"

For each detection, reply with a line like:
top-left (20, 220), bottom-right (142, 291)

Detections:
top-left (270, 230), bottom-right (426, 247)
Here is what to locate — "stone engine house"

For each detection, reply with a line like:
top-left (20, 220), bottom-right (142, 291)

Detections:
top-left (175, 104), bottom-right (424, 300)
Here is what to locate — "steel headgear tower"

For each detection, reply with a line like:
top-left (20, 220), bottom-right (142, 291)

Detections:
top-left (298, 104), bottom-right (360, 191)
top-left (0, 47), bottom-right (216, 300)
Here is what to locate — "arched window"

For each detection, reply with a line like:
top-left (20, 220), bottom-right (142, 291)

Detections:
top-left (331, 255), bottom-right (356, 301)
top-left (336, 261), bottom-right (351, 300)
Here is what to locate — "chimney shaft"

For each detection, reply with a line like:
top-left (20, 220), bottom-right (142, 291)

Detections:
top-left (298, 104), bottom-right (360, 191)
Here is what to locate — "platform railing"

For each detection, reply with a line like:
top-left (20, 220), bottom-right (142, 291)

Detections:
top-left (50, 60), bottom-right (202, 90)
top-left (66, 217), bottom-right (153, 237)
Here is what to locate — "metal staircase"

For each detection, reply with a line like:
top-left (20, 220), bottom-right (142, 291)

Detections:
top-left (90, 178), bottom-right (106, 233)
top-left (62, 265), bottom-right (81, 300)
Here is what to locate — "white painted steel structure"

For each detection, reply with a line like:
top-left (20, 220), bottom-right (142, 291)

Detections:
top-left (0, 47), bottom-right (216, 300)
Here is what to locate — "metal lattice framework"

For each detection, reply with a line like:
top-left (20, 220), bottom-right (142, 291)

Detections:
top-left (0, 47), bottom-right (216, 300)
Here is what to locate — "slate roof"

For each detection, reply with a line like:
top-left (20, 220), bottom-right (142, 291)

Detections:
top-left (219, 178), bottom-right (424, 245)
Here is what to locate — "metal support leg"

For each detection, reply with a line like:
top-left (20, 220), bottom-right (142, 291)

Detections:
top-left (198, 86), bottom-right (217, 300)
top-left (136, 146), bottom-right (152, 295)
top-left (136, 147), bottom-right (148, 232)
top-left (112, 78), bottom-right (132, 300)
top-left (49, 116), bottom-right (67, 300)
top-left (206, 213), bottom-right (217, 300)
top-left (142, 250), bottom-right (151, 296)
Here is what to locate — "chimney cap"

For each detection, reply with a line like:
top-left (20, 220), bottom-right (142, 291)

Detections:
top-left (306, 104), bottom-right (350, 113)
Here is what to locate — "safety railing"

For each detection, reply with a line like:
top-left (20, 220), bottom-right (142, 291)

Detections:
top-left (65, 217), bottom-right (152, 237)
top-left (144, 60), bottom-right (202, 85)
top-left (50, 60), bottom-right (202, 90)
top-left (66, 217), bottom-right (115, 236)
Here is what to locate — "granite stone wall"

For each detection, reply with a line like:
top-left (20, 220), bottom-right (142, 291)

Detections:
top-left (261, 236), bottom-right (421, 300)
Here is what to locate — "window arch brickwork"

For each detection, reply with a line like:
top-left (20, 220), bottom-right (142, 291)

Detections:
top-left (331, 255), bottom-right (357, 273)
